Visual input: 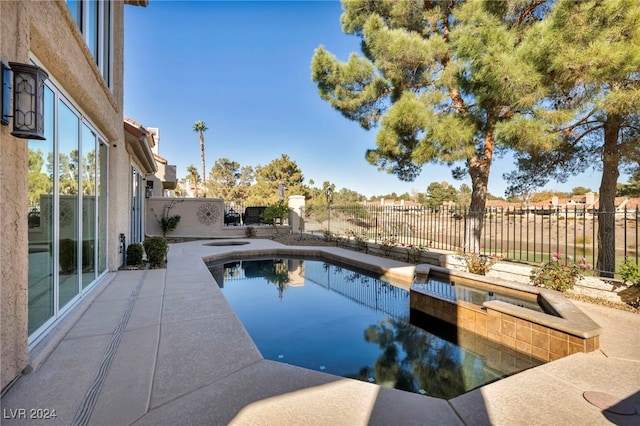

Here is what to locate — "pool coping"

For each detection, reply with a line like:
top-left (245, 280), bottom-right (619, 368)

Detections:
top-left (202, 245), bottom-right (418, 286)
top-left (410, 264), bottom-right (602, 362)
top-left (413, 264), bottom-right (602, 339)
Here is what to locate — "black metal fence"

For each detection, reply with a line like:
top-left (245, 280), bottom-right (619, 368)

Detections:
top-left (302, 204), bottom-right (639, 277)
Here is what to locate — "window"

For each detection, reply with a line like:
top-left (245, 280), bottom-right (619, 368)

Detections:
top-left (66, 0), bottom-right (112, 88)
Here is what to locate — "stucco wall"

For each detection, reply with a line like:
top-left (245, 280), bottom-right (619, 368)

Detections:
top-left (1, 0), bottom-right (33, 393)
top-left (146, 198), bottom-right (226, 237)
top-left (0, 0), bottom-right (127, 390)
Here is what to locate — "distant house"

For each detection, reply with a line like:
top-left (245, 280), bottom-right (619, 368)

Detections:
top-left (123, 119), bottom-right (178, 243)
top-left (1, 0), bottom-right (149, 390)
top-left (485, 192), bottom-right (640, 216)
top-left (362, 198), bottom-right (424, 209)
top-left (147, 127), bottom-right (178, 197)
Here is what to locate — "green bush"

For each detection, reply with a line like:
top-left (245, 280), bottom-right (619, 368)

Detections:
top-left (152, 200), bottom-right (183, 237)
top-left (260, 201), bottom-right (291, 230)
top-left (530, 253), bottom-right (592, 292)
top-left (143, 236), bottom-right (168, 268)
top-left (620, 256), bottom-right (640, 287)
top-left (127, 243), bottom-right (144, 266)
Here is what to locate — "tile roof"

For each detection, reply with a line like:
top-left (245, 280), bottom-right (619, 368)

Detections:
top-left (124, 0), bottom-right (148, 6)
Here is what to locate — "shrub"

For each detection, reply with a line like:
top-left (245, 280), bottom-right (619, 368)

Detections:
top-left (530, 253), bottom-right (592, 292)
top-left (143, 236), bottom-right (168, 268)
top-left (405, 244), bottom-right (427, 264)
top-left (126, 243), bottom-right (144, 266)
top-left (346, 229), bottom-right (367, 251)
top-left (260, 201), bottom-right (291, 231)
top-left (378, 235), bottom-right (396, 257)
top-left (457, 251), bottom-right (502, 275)
top-left (245, 226), bottom-right (256, 238)
top-left (620, 256), bottom-right (640, 287)
top-left (323, 230), bottom-right (333, 242)
top-left (152, 200), bottom-right (183, 237)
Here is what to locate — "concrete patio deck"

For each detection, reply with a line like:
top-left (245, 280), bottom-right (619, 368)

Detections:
top-left (2, 239), bottom-right (639, 425)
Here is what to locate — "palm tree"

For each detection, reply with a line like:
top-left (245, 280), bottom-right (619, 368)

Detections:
top-left (192, 121), bottom-right (208, 196)
top-left (186, 165), bottom-right (200, 197)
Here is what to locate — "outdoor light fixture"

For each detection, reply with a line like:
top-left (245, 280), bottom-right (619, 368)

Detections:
top-left (145, 180), bottom-right (154, 198)
top-left (1, 61), bottom-right (49, 140)
top-left (1, 63), bottom-right (10, 126)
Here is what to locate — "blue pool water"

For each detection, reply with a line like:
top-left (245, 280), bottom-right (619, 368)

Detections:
top-left (208, 257), bottom-right (542, 399)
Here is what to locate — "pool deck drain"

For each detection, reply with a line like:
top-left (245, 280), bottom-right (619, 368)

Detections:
top-left (2, 239), bottom-right (639, 425)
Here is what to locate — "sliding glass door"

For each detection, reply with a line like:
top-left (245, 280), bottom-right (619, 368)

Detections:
top-left (27, 86), bottom-right (55, 335)
top-left (27, 77), bottom-right (110, 340)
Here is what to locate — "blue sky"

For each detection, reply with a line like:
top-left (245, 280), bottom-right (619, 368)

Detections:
top-left (123, 0), bottom-right (609, 199)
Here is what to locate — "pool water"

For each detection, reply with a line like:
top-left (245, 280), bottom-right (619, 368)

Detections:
top-left (414, 276), bottom-right (545, 312)
top-left (209, 258), bottom-right (543, 399)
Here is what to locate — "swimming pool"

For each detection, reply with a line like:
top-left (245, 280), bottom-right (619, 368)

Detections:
top-left (208, 257), bottom-right (543, 399)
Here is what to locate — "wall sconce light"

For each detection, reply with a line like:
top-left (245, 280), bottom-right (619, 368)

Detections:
top-left (145, 180), bottom-right (154, 198)
top-left (1, 61), bottom-right (49, 140)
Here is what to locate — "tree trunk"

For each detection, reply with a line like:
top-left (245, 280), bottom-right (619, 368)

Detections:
top-left (465, 126), bottom-right (494, 253)
top-left (200, 132), bottom-right (206, 197)
top-left (466, 160), bottom-right (490, 253)
top-left (596, 115), bottom-right (621, 278)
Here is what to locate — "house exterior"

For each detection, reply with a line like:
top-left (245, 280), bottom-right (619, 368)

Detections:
top-left (147, 127), bottom-right (178, 197)
top-left (1, 0), bottom-right (148, 391)
top-left (124, 118), bottom-right (178, 244)
top-left (124, 117), bottom-right (157, 244)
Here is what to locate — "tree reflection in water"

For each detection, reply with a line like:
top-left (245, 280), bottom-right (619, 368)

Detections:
top-left (213, 258), bottom-right (535, 399)
top-left (243, 259), bottom-right (291, 300)
top-left (358, 317), bottom-right (489, 399)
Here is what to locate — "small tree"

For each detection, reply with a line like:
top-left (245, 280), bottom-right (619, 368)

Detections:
top-left (152, 199), bottom-right (183, 237)
top-left (260, 201), bottom-right (291, 233)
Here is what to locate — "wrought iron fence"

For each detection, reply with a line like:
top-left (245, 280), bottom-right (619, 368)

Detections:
top-left (301, 204), bottom-right (639, 277)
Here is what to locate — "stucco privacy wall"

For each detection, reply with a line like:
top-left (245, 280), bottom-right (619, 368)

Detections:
top-left (1, 0), bottom-right (128, 390)
top-left (146, 198), bottom-right (227, 237)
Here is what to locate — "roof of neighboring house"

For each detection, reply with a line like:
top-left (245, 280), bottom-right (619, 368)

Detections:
top-left (124, 0), bottom-right (149, 6)
top-left (362, 200), bottom-right (423, 208)
top-left (487, 195), bottom-right (640, 211)
top-left (154, 153), bottom-right (168, 165)
top-left (124, 117), bottom-right (157, 174)
top-left (123, 117), bottom-right (155, 145)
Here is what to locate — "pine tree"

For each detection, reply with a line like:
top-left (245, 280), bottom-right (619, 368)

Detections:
top-left (505, 0), bottom-right (640, 276)
top-left (312, 0), bottom-right (549, 251)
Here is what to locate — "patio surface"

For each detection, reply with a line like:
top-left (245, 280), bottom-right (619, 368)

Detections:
top-left (2, 239), bottom-right (639, 425)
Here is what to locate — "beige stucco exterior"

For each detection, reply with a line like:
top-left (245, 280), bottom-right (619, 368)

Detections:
top-left (0, 0), bottom-right (141, 390)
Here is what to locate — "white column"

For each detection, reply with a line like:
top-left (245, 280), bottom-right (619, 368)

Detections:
top-left (288, 195), bottom-right (306, 233)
